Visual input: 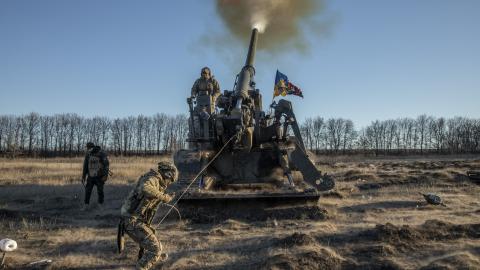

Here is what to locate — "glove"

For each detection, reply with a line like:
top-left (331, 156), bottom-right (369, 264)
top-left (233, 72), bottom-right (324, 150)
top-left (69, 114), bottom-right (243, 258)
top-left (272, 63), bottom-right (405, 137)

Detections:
top-left (162, 193), bottom-right (174, 203)
top-left (101, 175), bottom-right (108, 182)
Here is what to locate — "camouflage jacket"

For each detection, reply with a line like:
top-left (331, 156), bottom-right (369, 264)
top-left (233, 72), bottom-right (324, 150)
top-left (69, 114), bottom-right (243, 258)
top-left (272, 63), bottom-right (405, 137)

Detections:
top-left (82, 146), bottom-right (109, 179)
top-left (120, 169), bottom-right (172, 224)
top-left (191, 77), bottom-right (220, 100)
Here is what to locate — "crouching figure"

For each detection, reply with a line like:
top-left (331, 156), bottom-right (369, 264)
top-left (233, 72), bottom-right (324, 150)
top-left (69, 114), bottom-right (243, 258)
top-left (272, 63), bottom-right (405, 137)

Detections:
top-left (118, 161), bottom-right (178, 270)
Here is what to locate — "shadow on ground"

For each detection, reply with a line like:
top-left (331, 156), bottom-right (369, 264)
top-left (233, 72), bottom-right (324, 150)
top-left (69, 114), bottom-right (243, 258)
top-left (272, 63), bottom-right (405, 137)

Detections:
top-left (0, 183), bottom-right (131, 228)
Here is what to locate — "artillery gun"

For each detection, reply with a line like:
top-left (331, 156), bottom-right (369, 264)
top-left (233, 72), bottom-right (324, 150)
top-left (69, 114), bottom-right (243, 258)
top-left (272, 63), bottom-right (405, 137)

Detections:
top-left (171, 28), bottom-right (334, 221)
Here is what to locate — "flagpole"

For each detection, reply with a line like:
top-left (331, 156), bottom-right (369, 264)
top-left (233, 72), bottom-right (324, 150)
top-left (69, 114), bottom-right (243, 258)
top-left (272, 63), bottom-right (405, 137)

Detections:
top-left (269, 70), bottom-right (278, 115)
top-left (269, 95), bottom-right (275, 115)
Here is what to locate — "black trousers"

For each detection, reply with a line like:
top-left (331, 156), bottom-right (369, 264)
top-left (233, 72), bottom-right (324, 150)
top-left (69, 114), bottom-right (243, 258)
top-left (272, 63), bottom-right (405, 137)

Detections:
top-left (84, 176), bottom-right (104, 204)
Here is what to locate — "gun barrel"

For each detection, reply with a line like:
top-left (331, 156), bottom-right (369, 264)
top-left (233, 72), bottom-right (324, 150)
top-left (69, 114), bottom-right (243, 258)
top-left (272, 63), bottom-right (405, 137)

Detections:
top-left (235, 28), bottom-right (259, 100)
top-left (245, 28), bottom-right (258, 67)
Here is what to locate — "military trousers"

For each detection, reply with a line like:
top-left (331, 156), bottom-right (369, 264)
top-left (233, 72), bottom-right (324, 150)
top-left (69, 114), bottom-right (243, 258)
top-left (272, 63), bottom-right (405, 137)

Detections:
top-left (124, 217), bottom-right (163, 270)
top-left (84, 176), bottom-right (105, 204)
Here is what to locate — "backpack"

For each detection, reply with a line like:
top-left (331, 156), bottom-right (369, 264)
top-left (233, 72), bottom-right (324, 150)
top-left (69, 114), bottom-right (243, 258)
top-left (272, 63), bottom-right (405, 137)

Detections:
top-left (120, 189), bottom-right (141, 216)
top-left (120, 170), bottom-right (163, 217)
top-left (88, 154), bottom-right (104, 177)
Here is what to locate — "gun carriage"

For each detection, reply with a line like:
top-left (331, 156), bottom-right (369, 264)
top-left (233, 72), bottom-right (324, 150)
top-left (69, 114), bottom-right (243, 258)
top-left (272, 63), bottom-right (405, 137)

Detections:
top-left (171, 29), bottom-right (334, 220)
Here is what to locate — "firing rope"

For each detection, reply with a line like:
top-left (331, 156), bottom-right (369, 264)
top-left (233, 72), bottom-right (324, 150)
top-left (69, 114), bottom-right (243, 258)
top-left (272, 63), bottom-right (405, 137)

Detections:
top-left (156, 133), bottom-right (238, 226)
top-left (158, 202), bottom-right (182, 222)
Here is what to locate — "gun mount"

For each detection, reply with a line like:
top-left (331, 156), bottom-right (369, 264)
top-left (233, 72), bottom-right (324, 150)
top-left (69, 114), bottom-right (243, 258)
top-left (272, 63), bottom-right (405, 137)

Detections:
top-left (171, 28), bottom-right (335, 221)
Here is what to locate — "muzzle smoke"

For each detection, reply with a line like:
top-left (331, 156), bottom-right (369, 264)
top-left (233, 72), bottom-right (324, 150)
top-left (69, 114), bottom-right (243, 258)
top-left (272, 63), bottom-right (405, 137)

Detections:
top-left (215, 0), bottom-right (329, 53)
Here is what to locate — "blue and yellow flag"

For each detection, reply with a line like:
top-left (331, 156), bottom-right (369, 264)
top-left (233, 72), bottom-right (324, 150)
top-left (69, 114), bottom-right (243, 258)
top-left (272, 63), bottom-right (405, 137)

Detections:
top-left (273, 70), bottom-right (303, 98)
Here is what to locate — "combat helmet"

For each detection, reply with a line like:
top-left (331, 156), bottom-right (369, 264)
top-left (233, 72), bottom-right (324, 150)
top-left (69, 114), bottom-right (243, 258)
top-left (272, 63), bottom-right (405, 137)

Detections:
top-left (158, 161), bottom-right (178, 183)
top-left (201, 67), bottom-right (211, 79)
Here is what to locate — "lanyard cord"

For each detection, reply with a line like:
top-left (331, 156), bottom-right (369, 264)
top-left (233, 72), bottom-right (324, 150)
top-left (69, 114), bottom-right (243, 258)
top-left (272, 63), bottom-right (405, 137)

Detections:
top-left (156, 133), bottom-right (238, 226)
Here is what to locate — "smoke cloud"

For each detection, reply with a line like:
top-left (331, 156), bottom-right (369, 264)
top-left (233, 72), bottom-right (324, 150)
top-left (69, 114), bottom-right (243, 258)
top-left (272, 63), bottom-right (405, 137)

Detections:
top-left (215, 0), bottom-right (330, 53)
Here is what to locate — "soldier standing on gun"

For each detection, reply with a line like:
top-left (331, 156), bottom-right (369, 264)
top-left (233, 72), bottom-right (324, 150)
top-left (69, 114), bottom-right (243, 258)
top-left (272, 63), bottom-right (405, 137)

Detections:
top-left (118, 161), bottom-right (178, 270)
top-left (191, 66), bottom-right (221, 112)
top-left (190, 67), bottom-right (220, 188)
top-left (82, 142), bottom-right (109, 210)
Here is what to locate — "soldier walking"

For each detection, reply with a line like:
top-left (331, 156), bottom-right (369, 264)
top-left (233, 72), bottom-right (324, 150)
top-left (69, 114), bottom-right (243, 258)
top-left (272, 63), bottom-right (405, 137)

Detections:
top-left (119, 161), bottom-right (178, 270)
top-left (82, 142), bottom-right (110, 209)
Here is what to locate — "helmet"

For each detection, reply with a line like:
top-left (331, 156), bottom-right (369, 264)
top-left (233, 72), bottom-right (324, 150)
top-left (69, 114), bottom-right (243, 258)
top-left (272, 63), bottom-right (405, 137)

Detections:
top-left (201, 67), bottom-right (211, 79)
top-left (86, 142), bottom-right (95, 149)
top-left (158, 161), bottom-right (178, 183)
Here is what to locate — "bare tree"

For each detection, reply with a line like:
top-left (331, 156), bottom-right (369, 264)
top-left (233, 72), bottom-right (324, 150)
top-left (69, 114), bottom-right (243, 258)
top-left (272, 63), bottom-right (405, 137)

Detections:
top-left (153, 113), bottom-right (167, 154)
top-left (0, 116), bottom-right (9, 152)
top-left (416, 114), bottom-right (430, 154)
top-left (300, 118), bottom-right (314, 151)
top-left (312, 117), bottom-right (325, 151)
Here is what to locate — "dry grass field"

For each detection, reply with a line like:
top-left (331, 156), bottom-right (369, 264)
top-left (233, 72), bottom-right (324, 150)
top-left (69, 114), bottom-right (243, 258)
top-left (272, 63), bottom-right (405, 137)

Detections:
top-left (1, 155), bottom-right (479, 269)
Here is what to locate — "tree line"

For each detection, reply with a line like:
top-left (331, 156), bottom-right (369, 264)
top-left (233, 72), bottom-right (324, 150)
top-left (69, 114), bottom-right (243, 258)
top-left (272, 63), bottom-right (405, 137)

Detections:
top-left (0, 113), bottom-right (188, 156)
top-left (0, 113), bottom-right (479, 157)
top-left (300, 115), bottom-right (480, 154)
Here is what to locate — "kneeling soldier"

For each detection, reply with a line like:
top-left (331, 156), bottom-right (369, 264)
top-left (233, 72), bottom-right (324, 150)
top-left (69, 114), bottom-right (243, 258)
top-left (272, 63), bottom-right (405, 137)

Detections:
top-left (119, 161), bottom-right (178, 270)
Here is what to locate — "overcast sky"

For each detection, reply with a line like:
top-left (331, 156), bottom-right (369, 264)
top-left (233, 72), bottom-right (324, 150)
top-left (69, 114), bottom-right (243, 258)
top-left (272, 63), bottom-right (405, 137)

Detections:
top-left (1, 0), bottom-right (479, 127)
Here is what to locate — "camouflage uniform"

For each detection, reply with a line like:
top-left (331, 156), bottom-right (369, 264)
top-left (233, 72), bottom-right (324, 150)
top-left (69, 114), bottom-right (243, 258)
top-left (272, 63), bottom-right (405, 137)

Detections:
top-left (82, 145), bottom-right (109, 205)
top-left (120, 162), bottom-right (178, 270)
top-left (190, 67), bottom-right (221, 140)
top-left (191, 67), bottom-right (221, 114)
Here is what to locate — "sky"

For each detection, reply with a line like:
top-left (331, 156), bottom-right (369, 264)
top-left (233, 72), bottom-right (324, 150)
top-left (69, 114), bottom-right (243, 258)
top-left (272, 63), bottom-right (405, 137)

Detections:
top-left (1, 0), bottom-right (479, 127)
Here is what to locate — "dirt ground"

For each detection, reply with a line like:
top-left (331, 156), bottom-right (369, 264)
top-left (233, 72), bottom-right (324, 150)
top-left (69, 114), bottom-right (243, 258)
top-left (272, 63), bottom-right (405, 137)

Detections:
top-left (0, 155), bottom-right (479, 270)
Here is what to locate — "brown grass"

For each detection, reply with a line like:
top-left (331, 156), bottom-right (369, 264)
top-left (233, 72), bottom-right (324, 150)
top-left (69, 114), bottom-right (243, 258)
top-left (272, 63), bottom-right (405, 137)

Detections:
top-left (0, 156), bottom-right (170, 185)
top-left (1, 156), bottom-right (480, 269)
